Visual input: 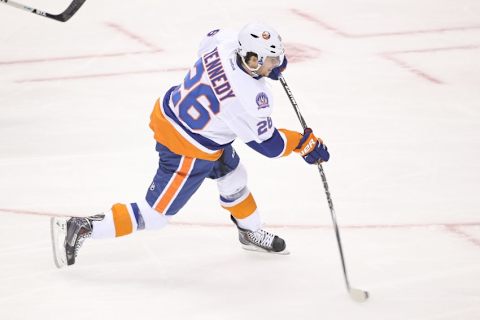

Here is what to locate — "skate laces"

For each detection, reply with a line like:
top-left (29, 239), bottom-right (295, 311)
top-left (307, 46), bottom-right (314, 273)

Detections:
top-left (70, 218), bottom-right (93, 258)
top-left (74, 230), bottom-right (91, 257)
top-left (248, 229), bottom-right (275, 248)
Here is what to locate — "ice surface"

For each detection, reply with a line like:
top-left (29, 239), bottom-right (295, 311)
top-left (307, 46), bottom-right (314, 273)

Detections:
top-left (1, 0), bottom-right (479, 319)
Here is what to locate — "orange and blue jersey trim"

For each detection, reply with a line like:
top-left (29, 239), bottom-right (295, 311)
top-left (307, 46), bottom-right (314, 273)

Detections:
top-left (246, 128), bottom-right (302, 158)
top-left (149, 86), bottom-right (230, 161)
top-left (278, 129), bottom-right (303, 156)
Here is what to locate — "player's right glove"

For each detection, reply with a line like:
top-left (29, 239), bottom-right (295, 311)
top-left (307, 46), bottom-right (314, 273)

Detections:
top-left (268, 56), bottom-right (288, 80)
top-left (294, 128), bottom-right (330, 164)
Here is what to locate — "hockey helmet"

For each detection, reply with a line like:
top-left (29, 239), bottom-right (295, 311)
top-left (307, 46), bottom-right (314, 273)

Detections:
top-left (237, 22), bottom-right (285, 70)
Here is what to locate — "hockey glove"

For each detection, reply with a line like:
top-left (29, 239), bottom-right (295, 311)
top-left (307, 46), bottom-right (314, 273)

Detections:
top-left (268, 56), bottom-right (288, 80)
top-left (294, 128), bottom-right (330, 164)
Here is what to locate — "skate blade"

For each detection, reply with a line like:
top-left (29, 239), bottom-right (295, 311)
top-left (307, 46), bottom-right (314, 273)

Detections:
top-left (50, 217), bottom-right (68, 268)
top-left (241, 244), bottom-right (290, 255)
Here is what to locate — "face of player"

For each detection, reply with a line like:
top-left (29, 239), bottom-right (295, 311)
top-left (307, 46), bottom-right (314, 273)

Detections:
top-left (246, 56), bottom-right (281, 77)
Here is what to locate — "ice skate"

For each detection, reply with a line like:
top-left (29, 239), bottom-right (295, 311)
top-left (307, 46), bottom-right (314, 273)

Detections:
top-left (230, 215), bottom-right (289, 255)
top-left (50, 215), bottom-right (103, 268)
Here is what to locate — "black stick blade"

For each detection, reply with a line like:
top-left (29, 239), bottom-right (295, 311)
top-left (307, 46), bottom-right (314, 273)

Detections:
top-left (48, 0), bottom-right (87, 22)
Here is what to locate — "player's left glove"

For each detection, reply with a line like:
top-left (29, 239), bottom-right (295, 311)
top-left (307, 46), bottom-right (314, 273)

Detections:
top-left (268, 56), bottom-right (288, 80)
top-left (294, 128), bottom-right (330, 164)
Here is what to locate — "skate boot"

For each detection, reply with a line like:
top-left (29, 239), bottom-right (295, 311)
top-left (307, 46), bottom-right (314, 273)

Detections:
top-left (50, 214), bottom-right (103, 268)
top-left (230, 215), bottom-right (289, 255)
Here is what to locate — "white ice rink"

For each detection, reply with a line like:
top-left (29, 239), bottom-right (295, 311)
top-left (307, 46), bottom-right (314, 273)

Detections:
top-left (1, 0), bottom-right (480, 319)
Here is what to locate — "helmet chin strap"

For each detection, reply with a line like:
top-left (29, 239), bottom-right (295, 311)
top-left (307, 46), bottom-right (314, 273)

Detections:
top-left (240, 55), bottom-right (262, 78)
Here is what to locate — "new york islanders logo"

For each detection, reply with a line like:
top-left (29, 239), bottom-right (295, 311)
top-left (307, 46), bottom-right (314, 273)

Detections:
top-left (256, 92), bottom-right (269, 110)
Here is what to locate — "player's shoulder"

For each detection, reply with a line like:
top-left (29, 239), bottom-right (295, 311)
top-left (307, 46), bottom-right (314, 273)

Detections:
top-left (228, 72), bottom-right (274, 118)
top-left (198, 30), bottom-right (275, 118)
top-left (198, 28), bottom-right (237, 57)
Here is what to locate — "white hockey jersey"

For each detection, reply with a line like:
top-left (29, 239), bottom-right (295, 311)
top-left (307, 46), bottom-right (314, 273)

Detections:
top-left (149, 29), bottom-right (301, 161)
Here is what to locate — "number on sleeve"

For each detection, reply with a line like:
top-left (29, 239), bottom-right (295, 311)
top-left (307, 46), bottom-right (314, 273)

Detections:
top-left (257, 117), bottom-right (273, 136)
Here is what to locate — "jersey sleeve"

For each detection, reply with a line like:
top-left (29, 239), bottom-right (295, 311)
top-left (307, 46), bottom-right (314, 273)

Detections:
top-left (246, 127), bottom-right (302, 158)
top-left (220, 96), bottom-right (302, 158)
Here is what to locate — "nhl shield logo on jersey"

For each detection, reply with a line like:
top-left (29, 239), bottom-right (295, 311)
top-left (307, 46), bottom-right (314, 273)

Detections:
top-left (256, 92), bottom-right (269, 110)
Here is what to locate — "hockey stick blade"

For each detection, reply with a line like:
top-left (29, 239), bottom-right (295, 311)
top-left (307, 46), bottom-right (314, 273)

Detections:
top-left (51, 0), bottom-right (87, 22)
top-left (50, 217), bottom-right (68, 268)
top-left (0, 0), bottom-right (87, 22)
top-left (349, 288), bottom-right (369, 303)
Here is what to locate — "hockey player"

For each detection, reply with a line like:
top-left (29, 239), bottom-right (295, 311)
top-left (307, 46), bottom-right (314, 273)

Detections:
top-left (51, 22), bottom-right (330, 268)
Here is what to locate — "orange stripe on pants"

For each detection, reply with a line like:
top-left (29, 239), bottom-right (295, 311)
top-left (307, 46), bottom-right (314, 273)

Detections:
top-left (155, 157), bottom-right (194, 213)
top-left (112, 203), bottom-right (133, 237)
top-left (222, 193), bottom-right (257, 219)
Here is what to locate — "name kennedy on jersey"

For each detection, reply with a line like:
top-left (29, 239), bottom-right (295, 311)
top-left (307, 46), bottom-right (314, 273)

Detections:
top-left (203, 47), bottom-right (236, 102)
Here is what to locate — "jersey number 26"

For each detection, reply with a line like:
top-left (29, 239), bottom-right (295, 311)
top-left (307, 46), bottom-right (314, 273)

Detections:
top-left (171, 59), bottom-right (219, 130)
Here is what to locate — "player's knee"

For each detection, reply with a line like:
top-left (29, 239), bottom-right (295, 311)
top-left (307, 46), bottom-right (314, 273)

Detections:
top-left (216, 163), bottom-right (248, 198)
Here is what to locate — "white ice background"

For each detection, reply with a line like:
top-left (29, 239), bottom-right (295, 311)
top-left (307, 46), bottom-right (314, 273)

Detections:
top-left (1, 0), bottom-right (479, 319)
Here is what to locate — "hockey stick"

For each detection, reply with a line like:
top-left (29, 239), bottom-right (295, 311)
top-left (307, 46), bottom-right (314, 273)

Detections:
top-left (278, 75), bottom-right (369, 303)
top-left (0, 0), bottom-right (87, 22)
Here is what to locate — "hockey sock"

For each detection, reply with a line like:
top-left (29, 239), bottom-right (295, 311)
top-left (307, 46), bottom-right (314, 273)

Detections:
top-left (234, 210), bottom-right (262, 231)
top-left (91, 199), bottom-right (169, 239)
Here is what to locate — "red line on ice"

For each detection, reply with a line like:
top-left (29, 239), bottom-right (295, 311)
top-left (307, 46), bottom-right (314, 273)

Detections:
top-left (14, 67), bottom-right (188, 83)
top-left (290, 8), bottom-right (480, 38)
top-left (0, 50), bottom-right (162, 66)
top-left (381, 53), bottom-right (443, 84)
top-left (1, 208), bottom-right (479, 231)
top-left (289, 8), bottom-right (349, 37)
top-left (380, 45), bottom-right (480, 84)
top-left (445, 225), bottom-right (480, 248)
top-left (384, 45), bottom-right (480, 55)
top-left (105, 22), bottom-right (161, 50)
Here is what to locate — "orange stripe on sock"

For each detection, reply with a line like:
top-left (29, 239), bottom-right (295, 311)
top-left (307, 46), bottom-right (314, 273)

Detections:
top-left (155, 157), bottom-right (194, 213)
top-left (222, 193), bottom-right (257, 219)
top-left (112, 203), bottom-right (133, 237)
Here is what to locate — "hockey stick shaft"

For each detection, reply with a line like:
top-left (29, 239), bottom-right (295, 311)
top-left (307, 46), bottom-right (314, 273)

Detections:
top-left (0, 0), bottom-right (87, 22)
top-left (278, 75), bottom-right (354, 292)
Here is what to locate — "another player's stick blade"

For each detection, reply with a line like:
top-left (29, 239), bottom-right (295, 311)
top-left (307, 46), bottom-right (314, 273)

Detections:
top-left (241, 244), bottom-right (290, 255)
top-left (349, 288), bottom-right (369, 302)
top-left (55, 0), bottom-right (87, 22)
top-left (50, 217), bottom-right (67, 268)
